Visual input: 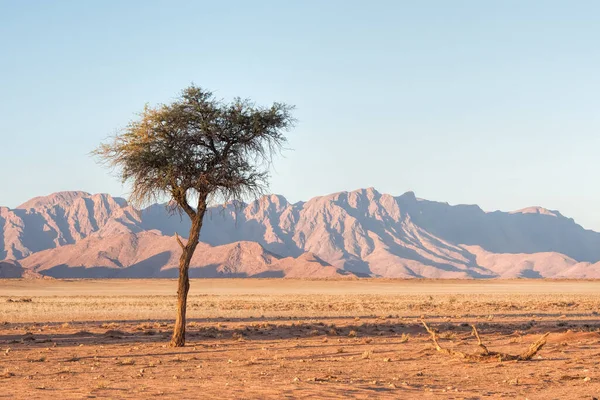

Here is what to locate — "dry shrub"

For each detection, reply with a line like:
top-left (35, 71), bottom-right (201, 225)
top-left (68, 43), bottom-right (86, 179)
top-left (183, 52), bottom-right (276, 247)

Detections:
top-left (6, 298), bottom-right (32, 303)
top-left (96, 381), bottom-right (110, 389)
top-left (440, 332), bottom-right (457, 340)
top-left (245, 357), bottom-right (259, 366)
top-left (1, 369), bottom-right (15, 378)
top-left (21, 333), bottom-right (35, 342)
top-left (510, 335), bottom-right (523, 344)
top-left (103, 330), bottom-right (126, 338)
top-left (232, 332), bottom-right (244, 340)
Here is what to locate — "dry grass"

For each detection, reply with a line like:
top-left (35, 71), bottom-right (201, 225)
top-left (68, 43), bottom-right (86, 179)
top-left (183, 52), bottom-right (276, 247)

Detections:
top-left (1, 279), bottom-right (600, 398)
top-left (2, 279), bottom-right (600, 323)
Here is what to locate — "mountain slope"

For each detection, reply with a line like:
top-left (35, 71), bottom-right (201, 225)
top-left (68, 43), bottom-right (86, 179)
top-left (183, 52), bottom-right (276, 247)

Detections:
top-left (464, 245), bottom-right (600, 279)
top-left (396, 192), bottom-right (600, 262)
top-left (3, 188), bottom-right (600, 278)
top-left (19, 231), bottom-right (348, 278)
top-left (0, 192), bottom-right (141, 260)
top-left (147, 188), bottom-right (600, 277)
top-left (0, 259), bottom-right (45, 279)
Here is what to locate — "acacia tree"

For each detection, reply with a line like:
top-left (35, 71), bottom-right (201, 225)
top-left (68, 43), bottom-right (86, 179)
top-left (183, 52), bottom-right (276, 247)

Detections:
top-left (94, 85), bottom-right (295, 347)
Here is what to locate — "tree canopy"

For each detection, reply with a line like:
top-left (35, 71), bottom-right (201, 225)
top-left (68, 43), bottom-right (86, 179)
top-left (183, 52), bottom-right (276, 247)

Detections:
top-left (95, 85), bottom-right (295, 218)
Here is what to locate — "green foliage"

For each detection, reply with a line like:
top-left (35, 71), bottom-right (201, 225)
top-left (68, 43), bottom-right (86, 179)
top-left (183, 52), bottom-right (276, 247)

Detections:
top-left (94, 85), bottom-right (295, 218)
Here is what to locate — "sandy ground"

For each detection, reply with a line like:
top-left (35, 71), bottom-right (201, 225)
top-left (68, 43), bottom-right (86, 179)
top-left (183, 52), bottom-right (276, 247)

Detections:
top-left (1, 279), bottom-right (600, 399)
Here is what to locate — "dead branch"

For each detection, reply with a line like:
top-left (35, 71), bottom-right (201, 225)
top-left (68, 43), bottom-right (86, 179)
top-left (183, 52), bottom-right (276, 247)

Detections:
top-left (421, 320), bottom-right (549, 362)
top-left (471, 324), bottom-right (489, 355)
top-left (519, 332), bottom-right (550, 361)
top-left (421, 320), bottom-right (471, 359)
top-left (175, 233), bottom-right (185, 250)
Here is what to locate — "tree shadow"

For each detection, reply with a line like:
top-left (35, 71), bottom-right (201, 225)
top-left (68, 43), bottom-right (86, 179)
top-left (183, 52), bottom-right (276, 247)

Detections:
top-left (2, 316), bottom-right (597, 353)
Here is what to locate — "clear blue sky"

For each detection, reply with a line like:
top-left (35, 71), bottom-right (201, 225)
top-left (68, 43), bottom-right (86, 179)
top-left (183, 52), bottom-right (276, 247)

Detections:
top-left (1, 1), bottom-right (599, 230)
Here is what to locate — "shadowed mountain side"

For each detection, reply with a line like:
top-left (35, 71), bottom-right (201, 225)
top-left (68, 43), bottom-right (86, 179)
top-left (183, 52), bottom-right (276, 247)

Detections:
top-left (141, 196), bottom-right (305, 258)
top-left (269, 252), bottom-right (355, 278)
top-left (18, 232), bottom-right (351, 279)
top-left (4, 188), bottom-right (600, 278)
top-left (0, 259), bottom-right (25, 278)
top-left (396, 191), bottom-right (600, 262)
top-left (463, 245), bottom-right (600, 279)
top-left (0, 259), bottom-right (45, 279)
top-left (1, 192), bottom-right (141, 260)
top-left (145, 188), bottom-right (600, 274)
top-left (142, 189), bottom-right (493, 277)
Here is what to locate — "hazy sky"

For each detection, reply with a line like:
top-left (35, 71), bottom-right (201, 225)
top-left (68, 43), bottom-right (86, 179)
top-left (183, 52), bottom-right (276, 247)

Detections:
top-left (1, 1), bottom-right (599, 230)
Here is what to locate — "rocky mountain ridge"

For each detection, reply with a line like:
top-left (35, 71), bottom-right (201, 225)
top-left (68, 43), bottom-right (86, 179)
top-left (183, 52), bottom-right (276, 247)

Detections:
top-left (2, 189), bottom-right (599, 278)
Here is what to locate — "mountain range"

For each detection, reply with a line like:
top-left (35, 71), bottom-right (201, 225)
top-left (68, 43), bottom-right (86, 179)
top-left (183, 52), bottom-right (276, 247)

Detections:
top-left (2, 188), bottom-right (600, 279)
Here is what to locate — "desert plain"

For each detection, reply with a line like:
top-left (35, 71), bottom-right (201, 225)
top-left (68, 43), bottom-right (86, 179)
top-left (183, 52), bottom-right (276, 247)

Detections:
top-left (1, 279), bottom-right (600, 399)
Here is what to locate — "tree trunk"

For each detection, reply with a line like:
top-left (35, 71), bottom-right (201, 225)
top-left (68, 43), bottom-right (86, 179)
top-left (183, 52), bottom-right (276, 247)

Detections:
top-left (170, 199), bottom-right (206, 347)
top-left (170, 249), bottom-right (191, 347)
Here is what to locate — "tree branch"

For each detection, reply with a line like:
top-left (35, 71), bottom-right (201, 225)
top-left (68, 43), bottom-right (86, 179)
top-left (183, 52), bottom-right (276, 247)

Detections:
top-left (175, 233), bottom-right (185, 250)
top-left (471, 325), bottom-right (490, 355)
top-left (421, 320), bottom-right (549, 362)
top-left (171, 183), bottom-right (196, 220)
